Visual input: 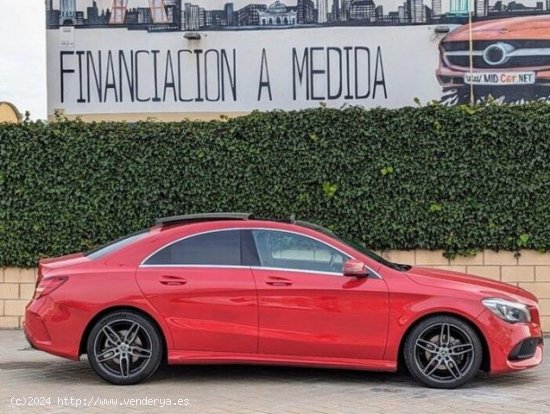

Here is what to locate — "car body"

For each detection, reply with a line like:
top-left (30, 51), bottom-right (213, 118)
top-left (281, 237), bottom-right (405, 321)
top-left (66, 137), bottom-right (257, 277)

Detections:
top-left (24, 213), bottom-right (544, 388)
top-left (436, 15), bottom-right (550, 89)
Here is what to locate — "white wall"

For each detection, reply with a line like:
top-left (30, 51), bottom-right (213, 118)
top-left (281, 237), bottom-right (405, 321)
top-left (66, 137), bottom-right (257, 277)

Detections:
top-left (47, 25), bottom-right (445, 116)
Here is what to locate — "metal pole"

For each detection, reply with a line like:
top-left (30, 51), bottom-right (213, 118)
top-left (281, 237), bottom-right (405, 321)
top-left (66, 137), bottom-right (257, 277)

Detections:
top-left (469, 0), bottom-right (474, 105)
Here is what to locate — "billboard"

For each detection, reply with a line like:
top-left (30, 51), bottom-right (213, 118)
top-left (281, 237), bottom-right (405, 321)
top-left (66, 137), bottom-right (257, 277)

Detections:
top-left (46, 1), bottom-right (550, 118)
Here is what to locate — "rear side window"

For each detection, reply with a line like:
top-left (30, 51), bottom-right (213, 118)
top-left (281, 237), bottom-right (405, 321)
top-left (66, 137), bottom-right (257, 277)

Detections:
top-left (144, 230), bottom-right (241, 266)
top-left (86, 230), bottom-right (149, 260)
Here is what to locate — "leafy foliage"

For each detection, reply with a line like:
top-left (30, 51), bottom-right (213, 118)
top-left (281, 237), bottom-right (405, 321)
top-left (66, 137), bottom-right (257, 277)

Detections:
top-left (1, 103), bottom-right (550, 266)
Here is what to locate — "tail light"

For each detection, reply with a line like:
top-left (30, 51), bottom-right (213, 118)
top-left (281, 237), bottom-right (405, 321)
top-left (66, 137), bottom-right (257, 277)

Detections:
top-left (529, 306), bottom-right (541, 326)
top-left (33, 276), bottom-right (68, 300)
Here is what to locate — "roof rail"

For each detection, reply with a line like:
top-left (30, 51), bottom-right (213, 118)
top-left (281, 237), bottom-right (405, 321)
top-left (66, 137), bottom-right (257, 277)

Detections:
top-left (155, 212), bottom-right (253, 226)
top-left (252, 214), bottom-right (296, 225)
top-left (295, 220), bottom-right (337, 237)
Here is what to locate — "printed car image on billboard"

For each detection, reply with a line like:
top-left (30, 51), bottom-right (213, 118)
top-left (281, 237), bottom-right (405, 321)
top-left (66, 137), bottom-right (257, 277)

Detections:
top-left (438, 12), bottom-right (550, 104)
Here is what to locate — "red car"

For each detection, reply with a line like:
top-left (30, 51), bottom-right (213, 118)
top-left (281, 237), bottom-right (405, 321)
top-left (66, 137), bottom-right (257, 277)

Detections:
top-left (437, 16), bottom-right (550, 89)
top-left (25, 213), bottom-right (543, 388)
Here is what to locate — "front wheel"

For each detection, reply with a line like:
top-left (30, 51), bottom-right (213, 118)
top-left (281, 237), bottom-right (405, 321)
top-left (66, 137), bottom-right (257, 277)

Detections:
top-left (86, 311), bottom-right (163, 385)
top-left (403, 315), bottom-right (483, 389)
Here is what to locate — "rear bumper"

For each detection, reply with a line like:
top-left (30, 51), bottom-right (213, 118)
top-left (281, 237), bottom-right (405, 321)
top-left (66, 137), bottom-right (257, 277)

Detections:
top-left (23, 326), bottom-right (37, 350)
top-left (24, 296), bottom-right (83, 361)
top-left (476, 309), bottom-right (543, 375)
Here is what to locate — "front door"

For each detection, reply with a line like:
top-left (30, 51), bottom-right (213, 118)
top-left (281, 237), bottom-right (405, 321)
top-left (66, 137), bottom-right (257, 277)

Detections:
top-left (137, 230), bottom-right (258, 353)
top-left (249, 229), bottom-right (389, 361)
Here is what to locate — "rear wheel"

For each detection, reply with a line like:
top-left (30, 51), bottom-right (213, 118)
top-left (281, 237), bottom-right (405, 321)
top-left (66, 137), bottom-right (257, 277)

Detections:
top-left (404, 315), bottom-right (483, 389)
top-left (86, 311), bottom-right (163, 385)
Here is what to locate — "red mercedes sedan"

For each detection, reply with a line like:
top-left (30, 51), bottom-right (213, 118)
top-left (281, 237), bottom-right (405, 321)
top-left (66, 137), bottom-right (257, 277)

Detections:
top-left (24, 213), bottom-right (543, 388)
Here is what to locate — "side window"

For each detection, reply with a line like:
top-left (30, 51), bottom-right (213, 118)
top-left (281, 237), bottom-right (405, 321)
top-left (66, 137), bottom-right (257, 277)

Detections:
top-left (87, 230), bottom-right (149, 260)
top-left (252, 230), bottom-right (349, 274)
top-left (144, 230), bottom-right (241, 266)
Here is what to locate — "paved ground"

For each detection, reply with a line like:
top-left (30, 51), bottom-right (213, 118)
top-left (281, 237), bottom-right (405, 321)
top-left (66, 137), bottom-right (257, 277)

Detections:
top-left (0, 330), bottom-right (548, 414)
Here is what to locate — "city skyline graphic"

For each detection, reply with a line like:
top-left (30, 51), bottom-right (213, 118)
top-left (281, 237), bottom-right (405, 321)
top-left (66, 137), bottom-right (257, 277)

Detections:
top-left (46, 0), bottom-right (550, 31)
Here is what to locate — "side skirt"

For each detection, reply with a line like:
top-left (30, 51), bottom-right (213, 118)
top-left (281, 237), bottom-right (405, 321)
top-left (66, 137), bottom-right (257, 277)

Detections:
top-left (167, 351), bottom-right (397, 372)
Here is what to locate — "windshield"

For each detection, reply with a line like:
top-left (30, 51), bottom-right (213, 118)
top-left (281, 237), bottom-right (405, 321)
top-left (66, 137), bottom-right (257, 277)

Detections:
top-left (335, 235), bottom-right (412, 272)
top-left (295, 220), bottom-right (412, 272)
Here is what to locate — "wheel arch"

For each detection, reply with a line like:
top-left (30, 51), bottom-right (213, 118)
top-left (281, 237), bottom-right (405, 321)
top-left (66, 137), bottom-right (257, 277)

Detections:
top-left (396, 312), bottom-right (491, 372)
top-left (79, 305), bottom-right (169, 361)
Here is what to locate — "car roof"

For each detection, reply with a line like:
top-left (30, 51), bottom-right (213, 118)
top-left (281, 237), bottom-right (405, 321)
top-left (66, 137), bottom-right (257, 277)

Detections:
top-left (155, 212), bottom-right (338, 238)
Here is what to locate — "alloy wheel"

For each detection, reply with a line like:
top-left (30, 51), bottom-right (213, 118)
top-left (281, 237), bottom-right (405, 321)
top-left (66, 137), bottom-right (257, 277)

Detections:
top-left (92, 318), bottom-right (154, 380)
top-left (413, 322), bottom-right (475, 383)
top-left (88, 311), bottom-right (163, 385)
top-left (404, 315), bottom-right (483, 388)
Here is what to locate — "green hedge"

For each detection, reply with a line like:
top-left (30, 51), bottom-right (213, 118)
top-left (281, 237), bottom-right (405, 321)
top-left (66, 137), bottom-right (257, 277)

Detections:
top-left (1, 104), bottom-right (550, 267)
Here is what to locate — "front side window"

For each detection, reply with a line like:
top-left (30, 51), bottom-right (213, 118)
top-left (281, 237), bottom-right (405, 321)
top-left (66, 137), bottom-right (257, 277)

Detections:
top-left (252, 230), bottom-right (349, 274)
top-left (144, 230), bottom-right (241, 266)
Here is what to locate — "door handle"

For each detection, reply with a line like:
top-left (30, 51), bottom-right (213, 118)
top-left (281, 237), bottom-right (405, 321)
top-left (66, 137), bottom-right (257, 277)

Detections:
top-left (265, 277), bottom-right (293, 287)
top-left (160, 275), bottom-right (187, 286)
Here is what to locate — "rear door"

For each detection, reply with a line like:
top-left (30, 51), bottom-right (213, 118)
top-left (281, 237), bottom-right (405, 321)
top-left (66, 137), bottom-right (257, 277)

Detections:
top-left (136, 230), bottom-right (258, 353)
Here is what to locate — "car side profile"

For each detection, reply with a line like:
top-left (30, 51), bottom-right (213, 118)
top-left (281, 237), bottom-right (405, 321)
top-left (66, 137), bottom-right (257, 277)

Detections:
top-left (24, 213), bottom-right (543, 388)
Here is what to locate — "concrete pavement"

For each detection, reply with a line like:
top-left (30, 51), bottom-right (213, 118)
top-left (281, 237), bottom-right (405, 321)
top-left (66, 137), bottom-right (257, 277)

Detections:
top-left (0, 330), bottom-right (548, 413)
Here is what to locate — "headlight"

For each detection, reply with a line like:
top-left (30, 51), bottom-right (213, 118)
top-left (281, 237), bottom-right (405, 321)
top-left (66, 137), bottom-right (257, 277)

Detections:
top-left (482, 298), bottom-right (531, 323)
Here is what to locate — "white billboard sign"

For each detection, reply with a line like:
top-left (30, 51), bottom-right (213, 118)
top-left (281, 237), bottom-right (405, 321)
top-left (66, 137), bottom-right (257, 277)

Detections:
top-left (46, 0), bottom-right (550, 118)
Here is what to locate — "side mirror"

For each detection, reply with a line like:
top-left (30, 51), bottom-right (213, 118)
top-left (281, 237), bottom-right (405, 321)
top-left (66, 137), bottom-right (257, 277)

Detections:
top-left (343, 260), bottom-right (370, 278)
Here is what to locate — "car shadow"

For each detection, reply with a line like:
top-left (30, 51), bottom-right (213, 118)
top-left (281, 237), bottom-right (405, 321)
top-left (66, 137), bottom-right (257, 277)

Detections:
top-left (5, 354), bottom-right (543, 391)
top-left (153, 364), bottom-right (541, 390)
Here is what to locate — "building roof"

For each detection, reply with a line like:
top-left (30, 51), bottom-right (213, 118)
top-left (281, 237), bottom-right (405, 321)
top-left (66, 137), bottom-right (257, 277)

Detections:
top-left (268, 1), bottom-right (288, 12)
top-left (351, 0), bottom-right (376, 5)
top-left (0, 101), bottom-right (23, 123)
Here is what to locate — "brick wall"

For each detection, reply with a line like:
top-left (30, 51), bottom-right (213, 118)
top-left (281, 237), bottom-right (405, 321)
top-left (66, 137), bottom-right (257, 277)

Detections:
top-left (0, 268), bottom-right (37, 328)
top-left (1, 250), bottom-right (549, 330)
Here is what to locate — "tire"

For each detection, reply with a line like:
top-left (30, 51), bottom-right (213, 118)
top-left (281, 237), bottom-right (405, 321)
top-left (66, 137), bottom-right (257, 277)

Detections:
top-left (86, 311), bottom-right (163, 385)
top-left (403, 315), bottom-right (483, 389)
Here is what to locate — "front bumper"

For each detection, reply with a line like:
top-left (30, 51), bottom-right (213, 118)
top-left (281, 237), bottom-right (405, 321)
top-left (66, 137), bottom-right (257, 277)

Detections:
top-left (476, 309), bottom-right (543, 375)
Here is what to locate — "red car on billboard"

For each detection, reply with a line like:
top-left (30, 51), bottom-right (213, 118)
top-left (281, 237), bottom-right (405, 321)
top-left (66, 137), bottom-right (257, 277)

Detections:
top-left (437, 15), bottom-right (550, 90)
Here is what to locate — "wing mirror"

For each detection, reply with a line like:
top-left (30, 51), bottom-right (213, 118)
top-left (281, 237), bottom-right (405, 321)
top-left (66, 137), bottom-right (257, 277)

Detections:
top-left (343, 260), bottom-right (371, 278)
